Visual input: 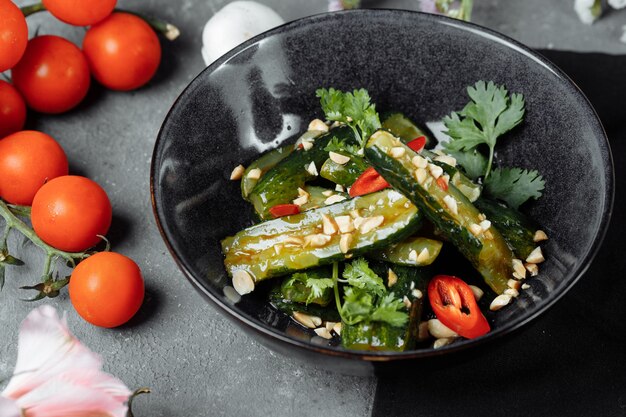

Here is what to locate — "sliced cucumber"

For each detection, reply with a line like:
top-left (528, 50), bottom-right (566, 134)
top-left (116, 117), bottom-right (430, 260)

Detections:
top-left (369, 236), bottom-right (442, 266)
top-left (381, 112), bottom-right (435, 148)
top-left (241, 144), bottom-right (293, 199)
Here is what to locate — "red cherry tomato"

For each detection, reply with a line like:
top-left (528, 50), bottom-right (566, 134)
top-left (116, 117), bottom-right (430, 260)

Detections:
top-left (349, 167), bottom-right (390, 197)
top-left (269, 203), bottom-right (300, 218)
top-left (0, 80), bottom-right (27, 138)
top-left (83, 12), bottom-right (161, 91)
top-left (42, 0), bottom-right (117, 26)
top-left (31, 176), bottom-right (112, 252)
top-left (428, 275), bottom-right (490, 339)
top-left (0, 131), bottom-right (68, 205)
top-left (12, 35), bottom-right (91, 114)
top-left (0, 0), bottom-right (28, 72)
top-left (70, 251), bottom-right (144, 328)
top-left (407, 136), bottom-right (426, 153)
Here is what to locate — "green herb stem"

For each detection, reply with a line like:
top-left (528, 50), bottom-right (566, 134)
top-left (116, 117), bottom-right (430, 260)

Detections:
top-left (332, 262), bottom-right (343, 319)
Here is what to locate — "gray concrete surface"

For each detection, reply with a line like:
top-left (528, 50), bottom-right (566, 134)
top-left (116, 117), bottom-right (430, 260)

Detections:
top-left (1, 1), bottom-right (624, 416)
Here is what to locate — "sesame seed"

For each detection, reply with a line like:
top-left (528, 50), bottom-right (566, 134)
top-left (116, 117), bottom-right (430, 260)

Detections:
top-left (308, 118), bottom-right (329, 133)
top-left (526, 247), bottom-right (545, 264)
top-left (533, 230), bottom-right (549, 242)
top-left (324, 194), bottom-right (346, 205)
top-left (232, 270), bottom-right (255, 295)
top-left (247, 168), bottom-right (262, 180)
top-left (387, 269), bottom-right (398, 287)
top-left (230, 164), bottom-right (245, 180)
top-left (443, 195), bottom-right (458, 215)
top-left (329, 151), bottom-right (351, 165)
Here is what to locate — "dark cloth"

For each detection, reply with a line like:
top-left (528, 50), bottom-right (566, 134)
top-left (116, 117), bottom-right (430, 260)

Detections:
top-left (373, 50), bottom-right (626, 417)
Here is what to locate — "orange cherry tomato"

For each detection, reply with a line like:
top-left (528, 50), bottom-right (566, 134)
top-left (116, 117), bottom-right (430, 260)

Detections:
top-left (269, 204), bottom-right (300, 218)
top-left (12, 35), bottom-right (91, 114)
top-left (349, 167), bottom-right (390, 197)
top-left (0, 80), bottom-right (27, 138)
top-left (0, 0), bottom-right (28, 72)
top-left (83, 12), bottom-right (161, 91)
top-left (0, 131), bottom-right (68, 205)
top-left (70, 251), bottom-right (144, 328)
top-left (428, 275), bottom-right (490, 339)
top-left (42, 0), bottom-right (117, 26)
top-left (31, 176), bottom-right (112, 252)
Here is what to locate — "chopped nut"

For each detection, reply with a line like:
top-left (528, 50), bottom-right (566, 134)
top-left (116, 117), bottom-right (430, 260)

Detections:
top-left (416, 248), bottom-right (430, 264)
top-left (321, 214), bottom-right (338, 235)
top-left (359, 215), bottom-right (384, 234)
top-left (428, 319), bottom-right (458, 339)
top-left (332, 322), bottom-right (342, 335)
top-left (325, 321), bottom-right (337, 331)
top-left (335, 215), bottom-right (355, 233)
top-left (390, 146), bottom-right (406, 158)
top-left (525, 263), bottom-right (539, 276)
top-left (273, 244), bottom-right (283, 255)
top-left (352, 216), bottom-right (365, 230)
top-left (414, 167), bottom-right (428, 184)
top-left (439, 174), bottom-right (450, 187)
top-left (403, 295), bottom-right (412, 309)
top-left (230, 164), bottom-right (245, 180)
top-left (339, 233), bottom-right (353, 254)
top-left (507, 279), bottom-right (521, 290)
top-left (387, 268), bottom-right (398, 287)
top-left (521, 283), bottom-right (531, 290)
top-left (293, 311), bottom-right (321, 329)
top-left (534, 230), bottom-right (549, 242)
top-left (247, 168), bottom-right (262, 180)
top-left (305, 234), bottom-right (332, 248)
top-left (308, 118), bottom-right (329, 133)
top-left (490, 294), bottom-right (512, 311)
top-left (412, 155), bottom-right (428, 168)
top-left (443, 195), bottom-right (458, 215)
top-left (408, 249), bottom-right (418, 263)
top-left (512, 258), bottom-right (526, 279)
top-left (292, 194), bottom-right (309, 206)
top-left (483, 230), bottom-right (494, 240)
top-left (526, 247), bottom-right (545, 264)
top-left (301, 140), bottom-right (314, 151)
top-left (283, 236), bottom-right (304, 246)
top-left (324, 194), bottom-right (346, 205)
top-left (410, 281), bottom-right (415, 290)
top-left (434, 154), bottom-right (457, 167)
top-left (356, 148), bottom-right (364, 156)
top-left (298, 187), bottom-right (310, 197)
top-left (306, 161), bottom-right (318, 176)
top-left (314, 327), bottom-right (333, 340)
top-left (428, 163), bottom-right (444, 179)
top-left (478, 213), bottom-right (487, 222)
top-left (322, 190), bottom-right (334, 197)
top-left (434, 338), bottom-right (454, 349)
top-left (335, 184), bottom-right (344, 192)
top-left (504, 288), bottom-right (519, 298)
top-left (469, 223), bottom-right (483, 236)
top-left (349, 209), bottom-right (361, 218)
top-left (412, 289), bottom-right (423, 299)
top-left (232, 270), bottom-right (255, 295)
top-left (469, 285), bottom-right (484, 301)
top-left (479, 220), bottom-right (492, 231)
top-left (329, 151), bottom-right (351, 165)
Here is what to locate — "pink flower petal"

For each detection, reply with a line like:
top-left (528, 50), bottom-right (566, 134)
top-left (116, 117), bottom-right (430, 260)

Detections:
top-left (2, 306), bottom-right (103, 399)
top-left (0, 396), bottom-right (21, 417)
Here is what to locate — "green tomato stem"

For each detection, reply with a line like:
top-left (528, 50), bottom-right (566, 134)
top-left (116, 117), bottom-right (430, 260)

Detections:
top-left (20, 2), bottom-right (45, 17)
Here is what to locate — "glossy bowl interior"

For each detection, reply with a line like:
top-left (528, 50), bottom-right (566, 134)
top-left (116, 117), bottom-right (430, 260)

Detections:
top-left (151, 10), bottom-right (612, 372)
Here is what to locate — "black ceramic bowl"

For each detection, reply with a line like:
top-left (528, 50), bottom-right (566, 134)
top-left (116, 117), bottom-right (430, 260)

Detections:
top-left (151, 10), bottom-right (613, 374)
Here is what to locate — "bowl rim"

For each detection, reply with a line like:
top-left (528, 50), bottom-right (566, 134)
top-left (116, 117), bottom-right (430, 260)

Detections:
top-left (150, 8), bottom-right (614, 361)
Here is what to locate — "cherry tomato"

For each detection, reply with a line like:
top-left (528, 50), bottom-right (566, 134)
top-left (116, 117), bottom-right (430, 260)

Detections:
top-left (83, 12), bottom-right (161, 91)
top-left (31, 176), bottom-right (112, 252)
top-left (0, 131), bottom-right (68, 205)
top-left (269, 204), bottom-right (300, 218)
top-left (407, 136), bottom-right (426, 153)
top-left (0, 80), bottom-right (27, 138)
top-left (12, 35), bottom-right (91, 114)
top-left (0, 0), bottom-right (28, 72)
top-left (428, 275), bottom-right (490, 339)
top-left (42, 0), bottom-right (116, 26)
top-left (70, 251), bottom-right (144, 328)
top-left (349, 167), bottom-right (390, 197)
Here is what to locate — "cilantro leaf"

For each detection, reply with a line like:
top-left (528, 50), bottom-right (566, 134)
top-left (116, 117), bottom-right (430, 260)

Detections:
top-left (316, 88), bottom-right (381, 146)
top-left (446, 149), bottom-right (487, 180)
top-left (342, 258), bottom-right (386, 296)
top-left (443, 81), bottom-right (525, 178)
top-left (484, 167), bottom-right (545, 209)
top-left (324, 137), bottom-right (361, 156)
top-left (305, 278), bottom-right (334, 304)
top-left (370, 293), bottom-right (409, 327)
top-left (341, 287), bottom-right (374, 325)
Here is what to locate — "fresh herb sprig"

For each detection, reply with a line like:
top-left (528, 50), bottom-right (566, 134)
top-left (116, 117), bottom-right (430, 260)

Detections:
top-left (316, 88), bottom-right (381, 148)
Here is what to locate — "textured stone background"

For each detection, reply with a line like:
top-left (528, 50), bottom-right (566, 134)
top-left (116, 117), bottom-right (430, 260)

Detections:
top-left (0, 0), bottom-right (624, 416)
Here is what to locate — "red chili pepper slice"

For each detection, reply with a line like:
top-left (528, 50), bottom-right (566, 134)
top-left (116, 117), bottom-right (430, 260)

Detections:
top-left (436, 176), bottom-right (449, 192)
top-left (349, 167), bottom-right (390, 197)
top-left (428, 275), bottom-right (490, 339)
top-left (407, 136), bottom-right (426, 153)
top-left (268, 204), bottom-right (300, 218)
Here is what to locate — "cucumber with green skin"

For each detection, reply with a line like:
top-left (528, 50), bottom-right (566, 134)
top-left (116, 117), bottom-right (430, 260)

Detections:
top-left (222, 189), bottom-right (422, 283)
top-left (365, 130), bottom-right (514, 294)
top-left (269, 286), bottom-right (341, 322)
top-left (422, 149), bottom-right (482, 202)
top-left (241, 144), bottom-right (293, 199)
top-left (320, 155), bottom-right (368, 187)
top-left (298, 186), bottom-right (348, 211)
top-left (341, 262), bottom-right (430, 351)
top-left (248, 126), bottom-right (355, 220)
top-left (369, 236), bottom-right (442, 266)
top-left (279, 266), bottom-right (333, 306)
top-left (474, 197), bottom-right (539, 260)
top-left (381, 112), bottom-right (435, 148)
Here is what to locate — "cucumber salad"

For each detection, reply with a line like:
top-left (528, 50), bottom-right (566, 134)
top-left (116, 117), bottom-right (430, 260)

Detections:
top-left (222, 81), bottom-right (548, 351)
